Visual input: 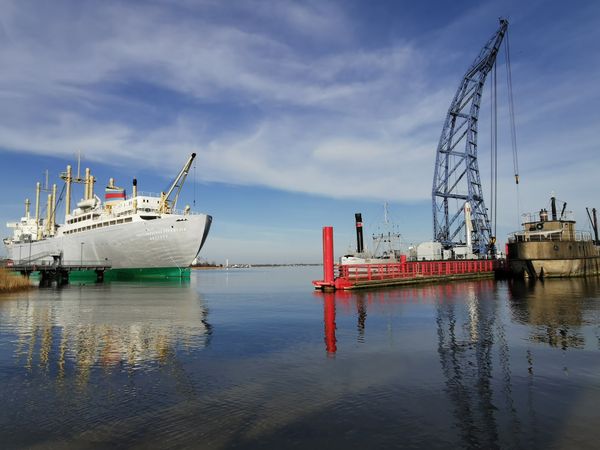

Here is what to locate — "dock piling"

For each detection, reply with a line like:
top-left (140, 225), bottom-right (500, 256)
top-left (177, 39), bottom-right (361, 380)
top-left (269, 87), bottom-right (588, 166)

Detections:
top-left (322, 226), bottom-right (334, 286)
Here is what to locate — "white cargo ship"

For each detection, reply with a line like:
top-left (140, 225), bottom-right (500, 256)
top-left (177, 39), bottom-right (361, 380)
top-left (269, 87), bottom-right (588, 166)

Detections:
top-left (3, 153), bottom-right (212, 278)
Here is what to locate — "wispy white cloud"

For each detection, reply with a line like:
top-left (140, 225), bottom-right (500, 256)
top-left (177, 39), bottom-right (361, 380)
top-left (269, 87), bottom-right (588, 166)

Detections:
top-left (0, 0), bottom-right (599, 220)
top-left (0, 0), bottom-right (434, 201)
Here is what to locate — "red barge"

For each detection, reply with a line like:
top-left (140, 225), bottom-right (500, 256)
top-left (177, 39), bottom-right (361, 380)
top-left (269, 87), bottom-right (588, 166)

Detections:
top-left (313, 227), bottom-right (499, 291)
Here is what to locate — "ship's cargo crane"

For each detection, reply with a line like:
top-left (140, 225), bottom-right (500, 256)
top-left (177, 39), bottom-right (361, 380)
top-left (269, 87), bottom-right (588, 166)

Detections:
top-left (159, 153), bottom-right (196, 214)
top-left (432, 19), bottom-right (509, 255)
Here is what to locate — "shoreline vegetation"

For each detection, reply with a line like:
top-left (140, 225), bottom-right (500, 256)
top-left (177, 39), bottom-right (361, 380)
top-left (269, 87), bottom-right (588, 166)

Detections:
top-left (0, 268), bottom-right (32, 293)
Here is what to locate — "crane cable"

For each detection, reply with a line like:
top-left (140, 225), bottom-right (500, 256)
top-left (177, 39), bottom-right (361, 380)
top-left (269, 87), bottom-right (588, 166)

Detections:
top-left (504, 30), bottom-right (521, 225)
top-left (193, 158), bottom-right (197, 208)
top-left (489, 61), bottom-right (498, 240)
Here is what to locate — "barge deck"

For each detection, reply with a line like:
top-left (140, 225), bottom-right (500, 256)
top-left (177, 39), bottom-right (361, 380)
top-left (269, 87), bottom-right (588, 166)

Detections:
top-left (313, 227), bottom-right (499, 291)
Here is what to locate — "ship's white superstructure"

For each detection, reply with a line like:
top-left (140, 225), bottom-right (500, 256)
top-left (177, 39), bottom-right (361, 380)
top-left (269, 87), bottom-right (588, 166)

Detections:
top-left (4, 153), bottom-right (212, 275)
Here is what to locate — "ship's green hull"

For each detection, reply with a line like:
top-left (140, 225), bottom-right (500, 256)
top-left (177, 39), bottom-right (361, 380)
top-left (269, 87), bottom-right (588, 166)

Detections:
top-left (33, 267), bottom-right (192, 282)
top-left (105, 267), bottom-right (191, 280)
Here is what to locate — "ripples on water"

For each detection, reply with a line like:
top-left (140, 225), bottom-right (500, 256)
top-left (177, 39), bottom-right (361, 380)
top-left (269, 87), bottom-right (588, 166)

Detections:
top-left (1, 267), bottom-right (599, 449)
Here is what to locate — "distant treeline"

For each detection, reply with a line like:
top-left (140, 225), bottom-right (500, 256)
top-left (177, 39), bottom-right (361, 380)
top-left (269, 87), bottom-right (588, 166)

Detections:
top-left (250, 264), bottom-right (321, 267)
top-left (191, 262), bottom-right (223, 267)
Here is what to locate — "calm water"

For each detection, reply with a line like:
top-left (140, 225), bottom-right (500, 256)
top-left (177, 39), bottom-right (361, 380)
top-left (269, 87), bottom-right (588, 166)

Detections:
top-left (1, 267), bottom-right (599, 449)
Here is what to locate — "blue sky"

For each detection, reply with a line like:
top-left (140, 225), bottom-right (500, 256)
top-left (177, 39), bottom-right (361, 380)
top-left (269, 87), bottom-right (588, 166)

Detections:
top-left (1, 0), bottom-right (599, 263)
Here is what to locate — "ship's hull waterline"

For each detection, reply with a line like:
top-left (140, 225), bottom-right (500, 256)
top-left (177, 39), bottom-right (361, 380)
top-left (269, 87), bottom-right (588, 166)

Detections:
top-left (7, 214), bottom-right (212, 278)
top-left (507, 241), bottom-right (600, 278)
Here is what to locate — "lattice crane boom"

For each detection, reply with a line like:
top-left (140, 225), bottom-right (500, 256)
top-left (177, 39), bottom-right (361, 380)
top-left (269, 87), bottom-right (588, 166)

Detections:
top-left (432, 19), bottom-right (508, 254)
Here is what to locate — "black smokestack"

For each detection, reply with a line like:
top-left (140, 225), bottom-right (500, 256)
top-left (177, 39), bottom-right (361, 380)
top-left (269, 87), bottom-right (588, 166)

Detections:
top-left (355, 213), bottom-right (364, 253)
top-left (551, 196), bottom-right (557, 221)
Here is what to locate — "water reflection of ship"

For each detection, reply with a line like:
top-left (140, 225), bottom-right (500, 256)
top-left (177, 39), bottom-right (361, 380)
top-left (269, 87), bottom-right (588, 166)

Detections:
top-left (507, 278), bottom-right (599, 349)
top-left (3, 283), bottom-right (212, 385)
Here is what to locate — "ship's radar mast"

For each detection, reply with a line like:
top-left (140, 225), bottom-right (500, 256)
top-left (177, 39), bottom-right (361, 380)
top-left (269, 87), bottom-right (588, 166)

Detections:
top-left (432, 19), bottom-right (509, 255)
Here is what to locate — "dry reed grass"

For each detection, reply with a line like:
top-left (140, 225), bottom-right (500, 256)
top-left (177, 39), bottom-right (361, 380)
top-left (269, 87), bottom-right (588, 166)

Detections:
top-left (0, 268), bottom-right (32, 293)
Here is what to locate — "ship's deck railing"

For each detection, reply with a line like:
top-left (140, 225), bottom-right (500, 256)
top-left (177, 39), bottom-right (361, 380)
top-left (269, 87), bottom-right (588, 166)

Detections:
top-left (169, 208), bottom-right (204, 216)
top-left (10, 258), bottom-right (111, 267)
top-left (126, 191), bottom-right (161, 199)
top-left (508, 230), bottom-right (592, 243)
top-left (521, 211), bottom-right (575, 223)
top-left (119, 192), bottom-right (203, 215)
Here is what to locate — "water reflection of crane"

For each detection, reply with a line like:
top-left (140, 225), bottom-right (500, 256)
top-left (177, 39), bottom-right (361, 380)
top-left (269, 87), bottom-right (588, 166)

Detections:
top-left (320, 283), bottom-right (495, 356)
top-left (435, 282), bottom-right (502, 449)
top-left (318, 277), bottom-right (599, 447)
top-left (320, 281), bottom-right (526, 448)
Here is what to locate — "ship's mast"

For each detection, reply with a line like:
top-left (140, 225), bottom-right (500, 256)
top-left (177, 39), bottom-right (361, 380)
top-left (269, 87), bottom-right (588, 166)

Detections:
top-left (35, 182), bottom-right (41, 239)
top-left (50, 184), bottom-right (57, 236)
top-left (372, 203), bottom-right (402, 257)
top-left (60, 151), bottom-right (93, 219)
top-left (63, 165), bottom-right (72, 222)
